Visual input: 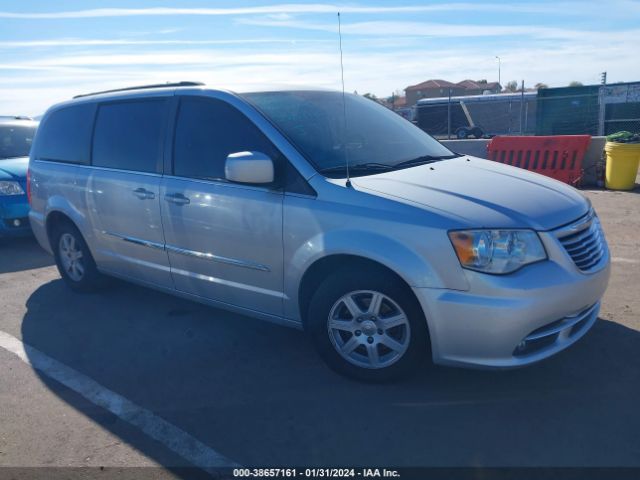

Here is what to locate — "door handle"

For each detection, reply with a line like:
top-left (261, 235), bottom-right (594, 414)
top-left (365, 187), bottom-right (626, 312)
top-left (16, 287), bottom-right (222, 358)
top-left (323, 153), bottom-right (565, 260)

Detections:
top-left (164, 193), bottom-right (190, 205)
top-left (133, 188), bottom-right (155, 200)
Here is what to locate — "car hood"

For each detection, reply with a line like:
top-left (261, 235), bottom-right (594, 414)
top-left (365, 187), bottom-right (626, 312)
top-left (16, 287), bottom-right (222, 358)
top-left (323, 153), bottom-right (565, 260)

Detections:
top-left (0, 156), bottom-right (28, 181)
top-left (351, 156), bottom-right (589, 231)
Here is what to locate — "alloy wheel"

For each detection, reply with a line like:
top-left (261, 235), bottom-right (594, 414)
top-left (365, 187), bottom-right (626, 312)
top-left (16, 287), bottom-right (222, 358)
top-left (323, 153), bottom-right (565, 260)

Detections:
top-left (58, 232), bottom-right (85, 282)
top-left (327, 290), bottom-right (411, 369)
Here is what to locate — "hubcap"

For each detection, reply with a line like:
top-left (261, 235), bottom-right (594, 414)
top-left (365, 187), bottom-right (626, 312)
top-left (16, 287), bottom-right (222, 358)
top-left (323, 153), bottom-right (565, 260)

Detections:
top-left (327, 290), bottom-right (411, 369)
top-left (361, 320), bottom-right (377, 336)
top-left (58, 233), bottom-right (85, 282)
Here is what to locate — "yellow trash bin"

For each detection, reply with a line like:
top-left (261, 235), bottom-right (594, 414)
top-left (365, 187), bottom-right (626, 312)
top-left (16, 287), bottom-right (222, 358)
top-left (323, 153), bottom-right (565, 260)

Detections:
top-left (604, 141), bottom-right (640, 190)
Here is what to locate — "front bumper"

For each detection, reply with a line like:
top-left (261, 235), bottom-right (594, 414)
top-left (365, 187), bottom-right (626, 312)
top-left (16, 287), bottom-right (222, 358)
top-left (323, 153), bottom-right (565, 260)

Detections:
top-left (0, 195), bottom-right (31, 237)
top-left (413, 230), bottom-right (611, 368)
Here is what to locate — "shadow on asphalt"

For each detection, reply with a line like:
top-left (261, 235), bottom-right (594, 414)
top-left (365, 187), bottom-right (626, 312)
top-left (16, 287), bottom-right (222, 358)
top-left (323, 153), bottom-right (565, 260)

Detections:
top-left (0, 236), bottom-right (54, 274)
top-left (21, 279), bottom-right (640, 469)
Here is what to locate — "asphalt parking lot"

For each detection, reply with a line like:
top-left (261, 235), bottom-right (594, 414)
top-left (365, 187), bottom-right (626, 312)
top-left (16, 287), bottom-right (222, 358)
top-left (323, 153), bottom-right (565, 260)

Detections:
top-left (1, 184), bottom-right (639, 475)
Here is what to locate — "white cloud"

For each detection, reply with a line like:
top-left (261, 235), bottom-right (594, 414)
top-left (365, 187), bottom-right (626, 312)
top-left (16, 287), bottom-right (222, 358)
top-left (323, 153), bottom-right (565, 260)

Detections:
top-left (0, 38), bottom-right (327, 48)
top-left (8, 50), bottom-right (340, 68)
top-left (236, 17), bottom-right (640, 42)
top-left (0, 2), bottom-right (636, 19)
top-left (3, 34), bottom-right (637, 116)
top-left (2, 2), bottom-right (638, 115)
top-left (265, 13), bottom-right (295, 21)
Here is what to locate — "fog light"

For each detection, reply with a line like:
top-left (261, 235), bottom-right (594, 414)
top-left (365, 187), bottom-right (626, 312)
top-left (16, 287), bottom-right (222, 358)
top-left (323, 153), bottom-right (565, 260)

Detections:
top-left (516, 340), bottom-right (527, 351)
top-left (13, 219), bottom-right (21, 227)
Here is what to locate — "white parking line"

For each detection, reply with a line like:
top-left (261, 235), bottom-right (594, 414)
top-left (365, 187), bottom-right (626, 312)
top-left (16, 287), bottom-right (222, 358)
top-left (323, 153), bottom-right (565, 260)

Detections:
top-left (0, 330), bottom-right (239, 472)
top-left (612, 257), bottom-right (640, 264)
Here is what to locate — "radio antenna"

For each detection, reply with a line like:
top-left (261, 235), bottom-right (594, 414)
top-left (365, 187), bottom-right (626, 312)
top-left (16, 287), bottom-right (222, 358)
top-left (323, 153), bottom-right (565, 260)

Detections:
top-left (337, 12), bottom-right (351, 187)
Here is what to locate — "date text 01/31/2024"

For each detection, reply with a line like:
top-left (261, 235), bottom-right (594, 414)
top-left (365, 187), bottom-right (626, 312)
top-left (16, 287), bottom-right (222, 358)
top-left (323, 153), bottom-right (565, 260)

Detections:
top-left (233, 468), bottom-right (401, 478)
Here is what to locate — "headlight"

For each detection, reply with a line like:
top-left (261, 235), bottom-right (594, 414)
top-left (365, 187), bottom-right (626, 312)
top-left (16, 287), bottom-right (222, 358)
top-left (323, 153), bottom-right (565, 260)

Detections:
top-left (448, 229), bottom-right (546, 274)
top-left (0, 181), bottom-right (25, 196)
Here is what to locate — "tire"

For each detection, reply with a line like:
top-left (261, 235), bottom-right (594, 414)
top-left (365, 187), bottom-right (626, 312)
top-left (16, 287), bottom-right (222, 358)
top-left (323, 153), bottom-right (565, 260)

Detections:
top-left (456, 128), bottom-right (469, 139)
top-left (51, 222), bottom-right (106, 293)
top-left (471, 126), bottom-right (484, 139)
top-left (307, 268), bottom-right (430, 382)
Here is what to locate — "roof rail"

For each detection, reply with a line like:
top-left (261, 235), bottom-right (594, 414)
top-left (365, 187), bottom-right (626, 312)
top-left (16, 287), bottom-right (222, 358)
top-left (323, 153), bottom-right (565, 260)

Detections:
top-left (0, 115), bottom-right (34, 121)
top-left (73, 81), bottom-right (205, 99)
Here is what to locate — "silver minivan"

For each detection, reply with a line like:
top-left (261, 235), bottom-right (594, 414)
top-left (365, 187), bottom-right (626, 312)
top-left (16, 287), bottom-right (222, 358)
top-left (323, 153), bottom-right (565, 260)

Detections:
top-left (29, 82), bottom-right (610, 381)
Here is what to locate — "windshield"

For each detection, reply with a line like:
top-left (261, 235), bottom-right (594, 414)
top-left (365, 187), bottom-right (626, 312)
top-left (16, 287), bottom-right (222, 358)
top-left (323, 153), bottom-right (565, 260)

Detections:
top-left (0, 124), bottom-right (36, 159)
top-left (242, 91), bottom-right (455, 177)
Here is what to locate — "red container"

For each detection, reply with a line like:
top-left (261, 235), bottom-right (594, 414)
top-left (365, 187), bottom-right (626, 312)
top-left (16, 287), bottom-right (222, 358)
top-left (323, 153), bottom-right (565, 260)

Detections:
top-left (486, 135), bottom-right (591, 186)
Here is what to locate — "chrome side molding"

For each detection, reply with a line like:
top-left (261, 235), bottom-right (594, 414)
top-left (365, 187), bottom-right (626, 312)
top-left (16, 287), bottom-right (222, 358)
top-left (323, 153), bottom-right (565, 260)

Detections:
top-left (102, 230), bottom-right (270, 272)
top-left (165, 244), bottom-right (271, 272)
top-left (102, 231), bottom-right (165, 250)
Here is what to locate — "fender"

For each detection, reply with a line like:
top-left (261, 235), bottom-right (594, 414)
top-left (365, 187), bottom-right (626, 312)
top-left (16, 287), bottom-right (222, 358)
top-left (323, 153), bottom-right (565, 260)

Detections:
top-left (283, 229), bottom-right (465, 322)
top-left (43, 195), bottom-right (97, 252)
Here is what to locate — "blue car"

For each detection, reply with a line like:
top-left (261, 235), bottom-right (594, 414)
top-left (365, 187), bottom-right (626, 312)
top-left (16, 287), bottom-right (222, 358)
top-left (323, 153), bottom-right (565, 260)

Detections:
top-left (0, 116), bottom-right (38, 237)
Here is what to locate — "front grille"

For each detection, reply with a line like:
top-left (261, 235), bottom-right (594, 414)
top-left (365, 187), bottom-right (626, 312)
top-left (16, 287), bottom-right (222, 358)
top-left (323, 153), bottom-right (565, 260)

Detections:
top-left (556, 212), bottom-right (606, 272)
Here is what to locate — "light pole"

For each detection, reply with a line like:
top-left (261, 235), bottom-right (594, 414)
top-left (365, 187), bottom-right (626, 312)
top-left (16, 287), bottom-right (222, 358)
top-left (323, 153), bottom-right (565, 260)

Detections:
top-left (495, 56), bottom-right (501, 87)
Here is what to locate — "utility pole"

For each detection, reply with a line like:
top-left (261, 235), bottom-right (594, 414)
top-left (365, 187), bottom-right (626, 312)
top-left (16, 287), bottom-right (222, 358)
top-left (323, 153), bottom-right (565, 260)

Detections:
top-left (600, 71), bottom-right (607, 85)
top-left (447, 88), bottom-right (452, 140)
top-left (520, 80), bottom-right (525, 134)
top-left (598, 84), bottom-right (606, 136)
top-left (597, 72), bottom-right (608, 135)
top-left (495, 56), bottom-right (501, 87)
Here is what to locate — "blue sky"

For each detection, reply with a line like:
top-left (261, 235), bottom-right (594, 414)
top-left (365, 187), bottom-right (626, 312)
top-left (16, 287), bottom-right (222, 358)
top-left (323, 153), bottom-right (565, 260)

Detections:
top-left (1, 0), bottom-right (639, 115)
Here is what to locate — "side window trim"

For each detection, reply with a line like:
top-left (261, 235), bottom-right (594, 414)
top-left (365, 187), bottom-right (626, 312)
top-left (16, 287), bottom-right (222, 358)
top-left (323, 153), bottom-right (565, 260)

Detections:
top-left (88, 100), bottom-right (99, 166)
top-left (163, 173), bottom-right (282, 194)
top-left (36, 157), bottom-right (88, 165)
top-left (170, 97), bottom-right (187, 178)
top-left (73, 163), bottom-right (162, 177)
top-left (163, 96), bottom-right (180, 176)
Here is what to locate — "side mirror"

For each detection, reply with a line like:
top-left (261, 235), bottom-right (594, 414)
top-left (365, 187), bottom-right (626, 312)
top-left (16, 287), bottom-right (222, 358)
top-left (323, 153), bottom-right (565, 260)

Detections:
top-left (224, 151), bottom-right (274, 184)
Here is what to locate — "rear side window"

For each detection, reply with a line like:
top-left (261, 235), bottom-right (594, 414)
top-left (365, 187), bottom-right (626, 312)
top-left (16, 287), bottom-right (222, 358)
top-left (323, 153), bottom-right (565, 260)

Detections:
top-left (33, 104), bottom-right (95, 164)
top-left (0, 124), bottom-right (36, 159)
top-left (92, 99), bottom-right (167, 173)
top-left (173, 97), bottom-right (278, 181)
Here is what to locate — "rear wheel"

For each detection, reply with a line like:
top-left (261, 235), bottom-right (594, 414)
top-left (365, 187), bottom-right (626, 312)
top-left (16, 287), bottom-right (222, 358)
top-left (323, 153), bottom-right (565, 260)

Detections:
top-left (52, 222), bottom-right (105, 292)
top-left (307, 269), bottom-right (430, 382)
top-left (471, 126), bottom-right (484, 139)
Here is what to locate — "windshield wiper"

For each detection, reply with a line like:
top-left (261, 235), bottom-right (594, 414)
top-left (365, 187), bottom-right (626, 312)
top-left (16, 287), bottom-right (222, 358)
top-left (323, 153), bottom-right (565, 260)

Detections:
top-left (393, 153), bottom-right (461, 169)
top-left (318, 162), bottom-right (394, 174)
top-left (318, 155), bottom-right (462, 176)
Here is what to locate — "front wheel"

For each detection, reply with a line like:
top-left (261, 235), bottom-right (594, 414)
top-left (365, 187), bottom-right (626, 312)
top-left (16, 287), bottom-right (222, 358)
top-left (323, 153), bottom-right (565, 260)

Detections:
top-left (455, 127), bottom-right (469, 139)
top-left (307, 269), bottom-right (430, 382)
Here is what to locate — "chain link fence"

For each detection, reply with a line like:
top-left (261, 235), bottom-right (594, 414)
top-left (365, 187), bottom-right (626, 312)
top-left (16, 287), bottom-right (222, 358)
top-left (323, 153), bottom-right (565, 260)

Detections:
top-left (411, 82), bottom-right (640, 139)
top-left (600, 83), bottom-right (640, 136)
